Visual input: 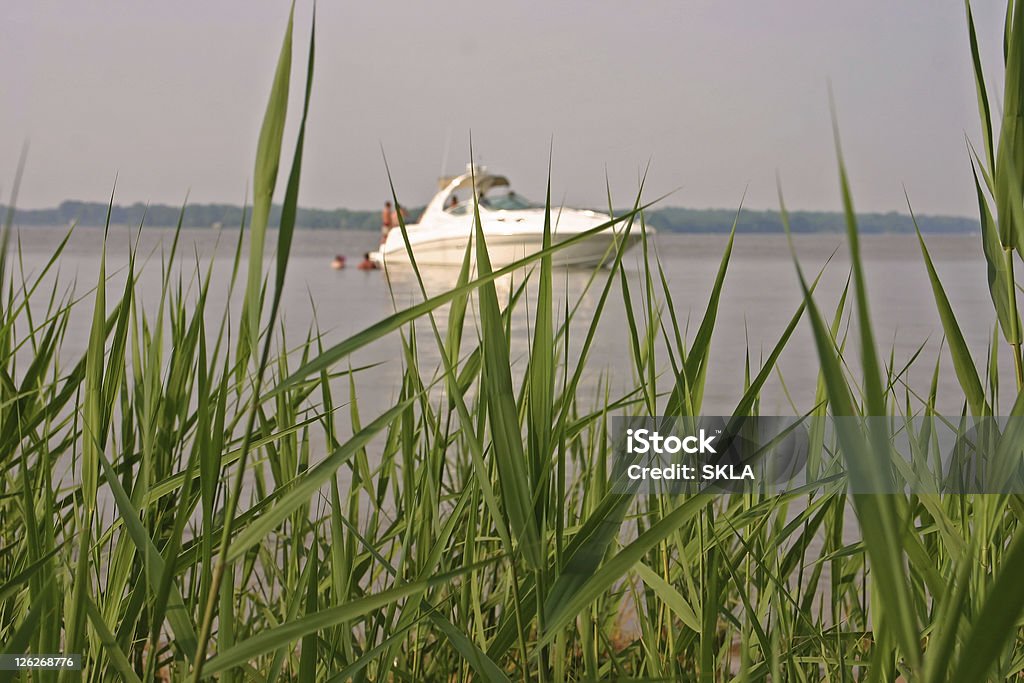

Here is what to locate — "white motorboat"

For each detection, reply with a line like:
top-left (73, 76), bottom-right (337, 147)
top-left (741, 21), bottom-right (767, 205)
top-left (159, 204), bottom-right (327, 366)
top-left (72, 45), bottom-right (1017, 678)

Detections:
top-left (370, 165), bottom-right (641, 268)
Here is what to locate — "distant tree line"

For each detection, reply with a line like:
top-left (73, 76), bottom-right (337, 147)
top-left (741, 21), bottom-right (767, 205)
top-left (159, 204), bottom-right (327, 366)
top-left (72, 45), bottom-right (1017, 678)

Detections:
top-left (1, 200), bottom-right (978, 234)
top-left (641, 207), bottom-right (978, 234)
top-left (1, 201), bottom-right (422, 232)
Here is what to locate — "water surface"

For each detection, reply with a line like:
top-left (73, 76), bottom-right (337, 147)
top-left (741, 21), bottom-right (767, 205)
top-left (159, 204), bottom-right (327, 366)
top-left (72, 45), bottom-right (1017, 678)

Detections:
top-left (13, 226), bottom-right (1001, 423)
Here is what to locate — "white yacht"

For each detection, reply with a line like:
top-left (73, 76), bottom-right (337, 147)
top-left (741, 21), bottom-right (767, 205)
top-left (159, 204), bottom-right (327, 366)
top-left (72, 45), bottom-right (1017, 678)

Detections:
top-left (369, 165), bottom-right (641, 268)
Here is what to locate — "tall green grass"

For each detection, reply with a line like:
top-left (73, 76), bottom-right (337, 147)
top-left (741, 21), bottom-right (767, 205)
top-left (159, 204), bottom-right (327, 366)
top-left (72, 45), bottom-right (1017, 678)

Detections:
top-left (2, 2), bottom-right (1024, 680)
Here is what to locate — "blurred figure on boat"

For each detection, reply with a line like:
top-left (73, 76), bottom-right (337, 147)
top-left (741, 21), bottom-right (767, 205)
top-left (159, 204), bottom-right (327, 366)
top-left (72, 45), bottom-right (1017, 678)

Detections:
top-left (357, 252), bottom-right (378, 270)
top-left (380, 201), bottom-right (407, 244)
top-left (446, 194), bottom-right (459, 210)
top-left (330, 254), bottom-right (346, 270)
top-left (381, 201), bottom-right (396, 243)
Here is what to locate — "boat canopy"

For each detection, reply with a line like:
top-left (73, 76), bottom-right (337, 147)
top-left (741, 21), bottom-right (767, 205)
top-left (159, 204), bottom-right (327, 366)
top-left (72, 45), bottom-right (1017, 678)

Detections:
top-left (437, 166), bottom-right (510, 196)
top-left (418, 164), bottom-right (513, 219)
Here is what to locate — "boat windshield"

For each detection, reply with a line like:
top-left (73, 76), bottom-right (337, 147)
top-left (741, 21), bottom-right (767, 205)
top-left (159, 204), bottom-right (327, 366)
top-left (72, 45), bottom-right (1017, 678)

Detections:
top-left (483, 190), bottom-right (536, 210)
top-left (441, 188), bottom-right (537, 214)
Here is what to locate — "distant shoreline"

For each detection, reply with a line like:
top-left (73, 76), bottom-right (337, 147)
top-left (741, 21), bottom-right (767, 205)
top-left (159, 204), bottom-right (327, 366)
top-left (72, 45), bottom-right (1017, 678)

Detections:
top-left (1, 201), bottom-right (980, 235)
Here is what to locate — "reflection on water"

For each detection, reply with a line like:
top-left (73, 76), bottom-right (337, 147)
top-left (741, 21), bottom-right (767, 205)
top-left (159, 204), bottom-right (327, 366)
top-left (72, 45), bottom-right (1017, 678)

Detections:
top-left (379, 258), bottom-right (612, 363)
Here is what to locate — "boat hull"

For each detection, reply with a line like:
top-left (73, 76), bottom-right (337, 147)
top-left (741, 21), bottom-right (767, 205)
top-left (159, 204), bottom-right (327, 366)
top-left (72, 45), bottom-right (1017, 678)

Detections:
top-left (372, 230), bottom-right (641, 269)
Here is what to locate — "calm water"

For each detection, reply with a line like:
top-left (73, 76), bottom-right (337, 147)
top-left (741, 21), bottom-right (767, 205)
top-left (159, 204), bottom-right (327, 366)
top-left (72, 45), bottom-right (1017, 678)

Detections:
top-left (11, 226), bottom-right (1005, 424)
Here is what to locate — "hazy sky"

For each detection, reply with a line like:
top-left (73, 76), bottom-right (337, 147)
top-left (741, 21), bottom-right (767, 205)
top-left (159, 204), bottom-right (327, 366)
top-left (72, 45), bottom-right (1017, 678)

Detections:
top-left (0, 2), bottom-right (1009, 216)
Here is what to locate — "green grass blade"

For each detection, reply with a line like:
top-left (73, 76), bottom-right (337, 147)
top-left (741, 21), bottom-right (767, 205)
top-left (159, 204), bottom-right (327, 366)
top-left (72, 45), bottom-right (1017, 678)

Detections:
top-left (470, 164), bottom-right (543, 570)
top-left (782, 163), bottom-right (920, 671)
top-left (972, 163), bottom-right (1022, 345)
top-left (540, 495), bottom-right (709, 648)
top-left (240, 4), bottom-right (293, 362)
top-left (949, 528), bottom-right (1024, 682)
top-left (911, 202), bottom-right (988, 416)
top-left (967, 1), bottom-right (996, 172)
top-left (427, 608), bottom-right (513, 683)
top-left (95, 451), bottom-right (199, 660)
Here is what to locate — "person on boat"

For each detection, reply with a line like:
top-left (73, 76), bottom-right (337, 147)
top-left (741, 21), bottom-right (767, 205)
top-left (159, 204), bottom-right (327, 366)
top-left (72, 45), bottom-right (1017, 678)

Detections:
top-left (330, 254), bottom-right (346, 269)
top-left (357, 252), bottom-right (378, 270)
top-left (380, 201), bottom-right (408, 244)
top-left (446, 194), bottom-right (459, 210)
top-left (381, 201), bottom-right (397, 244)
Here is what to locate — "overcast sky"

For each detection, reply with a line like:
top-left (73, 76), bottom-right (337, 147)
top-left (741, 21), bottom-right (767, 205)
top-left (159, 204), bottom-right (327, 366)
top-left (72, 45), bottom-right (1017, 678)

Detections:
top-left (0, 2), bottom-right (1010, 216)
